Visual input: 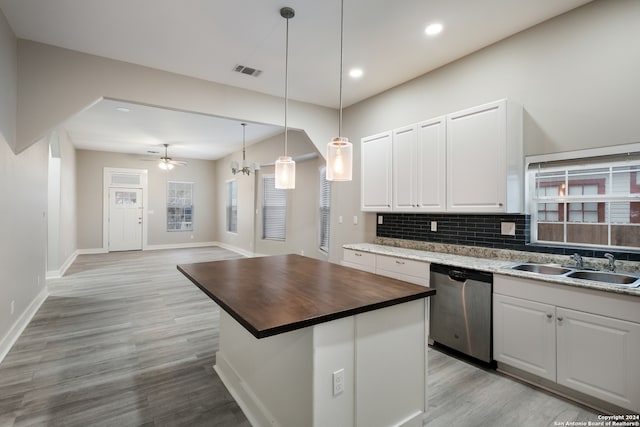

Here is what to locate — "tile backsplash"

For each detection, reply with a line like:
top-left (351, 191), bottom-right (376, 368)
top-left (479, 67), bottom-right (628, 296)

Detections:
top-left (376, 213), bottom-right (640, 261)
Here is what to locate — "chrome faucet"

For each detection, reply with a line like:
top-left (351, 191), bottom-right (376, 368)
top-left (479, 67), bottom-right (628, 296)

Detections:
top-left (604, 253), bottom-right (616, 272)
top-left (570, 253), bottom-right (584, 269)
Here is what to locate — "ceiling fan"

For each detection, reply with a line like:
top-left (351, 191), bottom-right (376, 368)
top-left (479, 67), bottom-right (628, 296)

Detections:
top-left (149, 144), bottom-right (187, 170)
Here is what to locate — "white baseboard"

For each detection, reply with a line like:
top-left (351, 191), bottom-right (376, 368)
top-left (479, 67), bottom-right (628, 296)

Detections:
top-left (0, 287), bottom-right (49, 365)
top-left (145, 241), bottom-right (220, 251)
top-left (213, 242), bottom-right (264, 258)
top-left (46, 249), bottom-right (79, 279)
top-left (76, 248), bottom-right (108, 255)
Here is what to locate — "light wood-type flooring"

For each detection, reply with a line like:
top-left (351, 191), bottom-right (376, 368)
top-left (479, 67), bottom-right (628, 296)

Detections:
top-left (0, 246), bottom-right (600, 426)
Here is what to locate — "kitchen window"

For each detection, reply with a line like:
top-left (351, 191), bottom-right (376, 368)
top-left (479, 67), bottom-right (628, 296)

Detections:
top-left (167, 181), bottom-right (193, 231)
top-left (529, 157), bottom-right (640, 249)
top-left (319, 167), bottom-right (331, 253)
top-left (226, 179), bottom-right (237, 233)
top-left (262, 175), bottom-right (286, 241)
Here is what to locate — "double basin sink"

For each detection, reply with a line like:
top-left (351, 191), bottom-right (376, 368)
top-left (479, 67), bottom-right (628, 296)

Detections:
top-left (510, 263), bottom-right (640, 288)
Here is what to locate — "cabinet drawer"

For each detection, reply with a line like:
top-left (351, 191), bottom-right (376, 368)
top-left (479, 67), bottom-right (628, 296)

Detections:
top-left (343, 249), bottom-right (375, 270)
top-left (376, 255), bottom-right (428, 278)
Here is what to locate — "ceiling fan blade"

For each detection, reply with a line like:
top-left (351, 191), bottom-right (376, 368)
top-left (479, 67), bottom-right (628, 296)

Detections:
top-left (170, 160), bottom-right (188, 166)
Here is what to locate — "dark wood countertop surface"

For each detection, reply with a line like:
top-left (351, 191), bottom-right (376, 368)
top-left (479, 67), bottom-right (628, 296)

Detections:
top-left (178, 254), bottom-right (435, 339)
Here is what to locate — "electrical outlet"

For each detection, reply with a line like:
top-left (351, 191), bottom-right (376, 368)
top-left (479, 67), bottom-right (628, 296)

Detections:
top-left (378, 215), bottom-right (383, 225)
top-left (333, 369), bottom-right (345, 396)
top-left (431, 221), bottom-right (437, 232)
top-left (301, 250), bottom-right (304, 256)
top-left (338, 215), bottom-right (343, 224)
top-left (353, 216), bottom-right (358, 225)
top-left (501, 222), bottom-right (516, 236)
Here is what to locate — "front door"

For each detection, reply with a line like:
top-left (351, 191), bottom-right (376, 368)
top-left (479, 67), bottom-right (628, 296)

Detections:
top-left (108, 188), bottom-right (143, 251)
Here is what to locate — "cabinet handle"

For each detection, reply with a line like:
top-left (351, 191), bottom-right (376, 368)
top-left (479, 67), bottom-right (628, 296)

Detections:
top-left (546, 313), bottom-right (553, 319)
top-left (354, 253), bottom-right (362, 257)
top-left (557, 316), bottom-right (563, 322)
top-left (498, 202), bottom-right (503, 207)
top-left (395, 260), bottom-right (405, 265)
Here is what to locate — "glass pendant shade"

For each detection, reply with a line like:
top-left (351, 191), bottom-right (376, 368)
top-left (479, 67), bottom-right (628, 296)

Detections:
top-left (327, 136), bottom-right (352, 181)
top-left (275, 156), bottom-right (295, 189)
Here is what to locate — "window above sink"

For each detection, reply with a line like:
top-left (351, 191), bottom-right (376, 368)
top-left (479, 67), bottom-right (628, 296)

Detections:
top-left (527, 144), bottom-right (640, 251)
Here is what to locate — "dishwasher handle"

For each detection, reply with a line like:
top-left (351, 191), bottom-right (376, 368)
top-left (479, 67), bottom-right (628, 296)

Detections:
top-left (448, 270), bottom-right (469, 282)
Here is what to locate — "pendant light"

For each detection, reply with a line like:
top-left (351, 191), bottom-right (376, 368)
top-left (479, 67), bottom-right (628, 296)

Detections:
top-left (231, 123), bottom-right (256, 175)
top-left (327, 0), bottom-right (353, 181)
top-left (275, 7), bottom-right (296, 189)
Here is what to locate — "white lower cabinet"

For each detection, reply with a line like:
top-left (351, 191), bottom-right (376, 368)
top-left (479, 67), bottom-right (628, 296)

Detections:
top-left (493, 274), bottom-right (640, 412)
top-left (342, 249), bottom-right (376, 273)
top-left (556, 307), bottom-right (640, 410)
top-left (375, 254), bottom-right (429, 286)
top-left (493, 294), bottom-right (556, 381)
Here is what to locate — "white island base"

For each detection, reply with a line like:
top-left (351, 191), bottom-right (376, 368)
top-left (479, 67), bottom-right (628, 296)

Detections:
top-left (214, 298), bottom-right (428, 427)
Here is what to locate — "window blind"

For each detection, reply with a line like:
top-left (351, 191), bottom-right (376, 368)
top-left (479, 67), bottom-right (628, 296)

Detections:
top-left (319, 167), bottom-right (331, 253)
top-left (226, 180), bottom-right (237, 233)
top-left (262, 175), bottom-right (286, 241)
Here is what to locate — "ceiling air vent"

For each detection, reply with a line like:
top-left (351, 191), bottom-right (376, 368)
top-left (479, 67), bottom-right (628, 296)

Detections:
top-left (233, 64), bottom-right (262, 77)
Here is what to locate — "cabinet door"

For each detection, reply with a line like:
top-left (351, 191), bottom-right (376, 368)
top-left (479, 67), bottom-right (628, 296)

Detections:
top-left (447, 100), bottom-right (506, 212)
top-left (557, 308), bottom-right (640, 412)
top-left (392, 125), bottom-right (418, 211)
top-left (361, 132), bottom-right (392, 211)
top-left (417, 116), bottom-right (446, 211)
top-left (493, 294), bottom-right (556, 381)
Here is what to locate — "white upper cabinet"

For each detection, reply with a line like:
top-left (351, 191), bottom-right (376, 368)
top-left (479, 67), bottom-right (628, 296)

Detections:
top-left (361, 131), bottom-right (393, 211)
top-left (417, 117), bottom-right (447, 211)
top-left (446, 99), bottom-right (523, 213)
top-left (392, 118), bottom-right (446, 212)
top-left (392, 124), bottom-right (418, 211)
top-left (361, 99), bottom-right (523, 213)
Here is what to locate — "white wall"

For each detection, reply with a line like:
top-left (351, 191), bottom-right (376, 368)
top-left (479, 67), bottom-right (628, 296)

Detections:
top-left (215, 130), bottom-right (328, 260)
top-left (328, 0), bottom-right (640, 262)
top-left (76, 149), bottom-right (217, 250)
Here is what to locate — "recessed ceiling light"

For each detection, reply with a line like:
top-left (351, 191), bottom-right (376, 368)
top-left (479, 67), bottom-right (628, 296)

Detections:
top-left (115, 107), bottom-right (131, 113)
top-left (425, 23), bottom-right (443, 36)
top-left (349, 68), bottom-right (363, 78)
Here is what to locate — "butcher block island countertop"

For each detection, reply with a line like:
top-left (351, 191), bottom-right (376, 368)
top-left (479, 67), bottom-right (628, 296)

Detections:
top-left (177, 254), bottom-right (435, 427)
top-left (177, 254), bottom-right (435, 338)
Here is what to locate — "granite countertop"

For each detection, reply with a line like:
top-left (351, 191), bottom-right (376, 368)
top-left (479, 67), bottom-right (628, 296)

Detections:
top-left (343, 241), bottom-right (640, 298)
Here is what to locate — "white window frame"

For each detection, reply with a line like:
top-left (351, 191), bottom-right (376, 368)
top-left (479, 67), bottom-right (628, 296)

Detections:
top-left (527, 143), bottom-right (640, 250)
top-left (262, 174), bottom-right (286, 241)
top-left (167, 181), bottom-right (194, 232)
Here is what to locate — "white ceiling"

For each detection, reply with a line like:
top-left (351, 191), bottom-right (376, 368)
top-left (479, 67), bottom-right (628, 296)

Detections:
top-left (0, 0), bottom-right (592, 160)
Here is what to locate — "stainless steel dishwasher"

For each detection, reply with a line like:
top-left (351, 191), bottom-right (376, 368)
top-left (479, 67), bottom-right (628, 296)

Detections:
top-left (429, 263), bottom-right (493, 363)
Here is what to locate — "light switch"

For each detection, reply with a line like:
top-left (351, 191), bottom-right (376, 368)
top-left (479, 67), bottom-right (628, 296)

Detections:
top-left (338, 215), bottom-right (343, 224)
top-left (353, 216), bottom-right (358, 225)
top-left (378, 216), bottom-right (383, 225)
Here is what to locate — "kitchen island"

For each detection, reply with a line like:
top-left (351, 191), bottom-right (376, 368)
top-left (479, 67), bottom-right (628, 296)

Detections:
top-left (178, 254), bottom-right (435, 427)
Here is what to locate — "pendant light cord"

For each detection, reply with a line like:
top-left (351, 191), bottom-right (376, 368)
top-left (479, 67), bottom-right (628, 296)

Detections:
top-left (339, 0), bottom-right (344, 137)
top-left (284, 14), bottom-right (290, 157)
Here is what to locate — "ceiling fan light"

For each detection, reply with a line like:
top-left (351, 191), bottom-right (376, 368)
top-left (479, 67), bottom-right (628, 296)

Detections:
top-left (275, 156), bottom-right (295, 189)
top-left (327, 136), bottom-right (352, 181)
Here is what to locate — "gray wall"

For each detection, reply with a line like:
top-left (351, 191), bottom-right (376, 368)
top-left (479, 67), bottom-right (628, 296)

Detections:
top-left (15, 40), bottom-right (336, 156)
top-left (0, 8), bottom-right (16, 151)
top-left (76, 150), bottom-right (217, 250)
top-left (328, 0), bottom-right (640, 262)
top-left (215, 130), bottom-right (328, 260)
top-left (0, 8), bottom-right (48, 354)
top-left (47, 130), bottom-right (77, 273)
